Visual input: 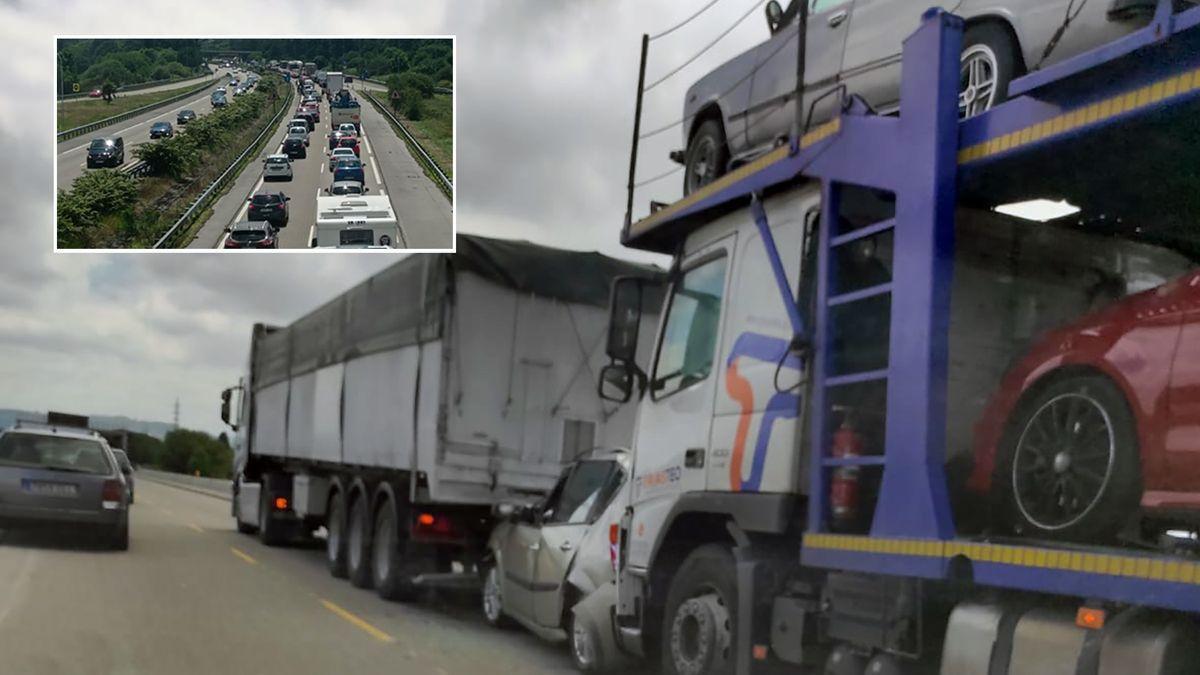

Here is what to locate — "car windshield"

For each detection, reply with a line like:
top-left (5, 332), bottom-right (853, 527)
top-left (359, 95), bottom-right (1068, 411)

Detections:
top-left (335, 159), bottom-right (361, 169)
top-left (89, 139), bottom-right (110, 149)
top-left (541, 460), bottom-right (620, 525)
top-left (251, 194), bottom-right (281, 205)
top-left (338, 139), bottom-right (356, 148)
top-left (0, 432), bottom-right (112, 474)
top-left (332, 184), bottom-right (361, 195)
top-left (153, 123), bottom-right (168, 129)
top-left (266, 157), bottom-right (287, 165)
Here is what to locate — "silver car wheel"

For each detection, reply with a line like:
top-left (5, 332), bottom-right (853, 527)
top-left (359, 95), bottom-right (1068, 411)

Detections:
top-left (1012, 392), bottom-right (1116, 531)
top-left (571, 615), bottom-right (596, 670)
top-left (483, 565), bottom-right (504, 624)
top-left (686, 136), bottom-right (718, 194)
top-left (959, 44), bottom-right (999, 118)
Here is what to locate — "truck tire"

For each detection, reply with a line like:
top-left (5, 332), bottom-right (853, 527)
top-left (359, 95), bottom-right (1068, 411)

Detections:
top-left (233, 484), bottom-right (257, 534)
top-left (346, 494), bottom-right (374, 588)
top-left (258, 485), bottom-right (286, 546)
top-left (993, 374), bottom-right (1141, 542)
top-left (660, 544), bottom-right (737, 675)
top-left (372, 505), bottom-right (418, 601)
top-left (326, 490), bottom-right (349, 578)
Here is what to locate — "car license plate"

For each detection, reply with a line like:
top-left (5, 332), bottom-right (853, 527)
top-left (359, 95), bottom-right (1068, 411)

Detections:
top-left (22, 480), bottom-right (78, 498)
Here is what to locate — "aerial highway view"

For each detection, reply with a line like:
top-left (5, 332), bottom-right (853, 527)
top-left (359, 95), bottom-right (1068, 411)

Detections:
top-left (55, 38), bottom-right (453, 250)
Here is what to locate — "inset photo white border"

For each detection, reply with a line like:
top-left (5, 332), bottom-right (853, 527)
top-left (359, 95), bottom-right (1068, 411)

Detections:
top-left (54, 34), bottom-right (455, 253)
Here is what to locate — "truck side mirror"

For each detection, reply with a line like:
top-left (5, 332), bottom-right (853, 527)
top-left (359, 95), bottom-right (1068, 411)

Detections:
top-left (598, 363), bottom-right (635, 404)
top-left (606, 277), bottom-right (645, 363)
top-left (765, 0), bottom-right (784, 33)
top-left (220, 387), bottom-right (238, 431)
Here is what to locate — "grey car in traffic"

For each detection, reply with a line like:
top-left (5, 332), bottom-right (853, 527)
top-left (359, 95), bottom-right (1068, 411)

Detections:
top-left (678, 0), bottom-right (1176, 194)
top-left (0, 423), bottom-right (131, 549)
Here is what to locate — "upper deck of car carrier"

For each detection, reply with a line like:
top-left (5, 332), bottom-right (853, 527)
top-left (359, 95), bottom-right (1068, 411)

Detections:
top-left (622, 0), bottom-right (1200, 615)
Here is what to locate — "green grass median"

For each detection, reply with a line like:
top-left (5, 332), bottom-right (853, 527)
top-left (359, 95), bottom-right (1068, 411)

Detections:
top-left (56, 80), bottom-right (212, 134)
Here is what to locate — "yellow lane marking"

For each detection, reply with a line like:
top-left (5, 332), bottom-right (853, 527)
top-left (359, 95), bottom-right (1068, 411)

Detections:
top-left (230, 547), bottom-right (258, 565)
top-left (320, 599), bottom-right (396, 643)
top-left (187, 523), bottom-right (204, 533)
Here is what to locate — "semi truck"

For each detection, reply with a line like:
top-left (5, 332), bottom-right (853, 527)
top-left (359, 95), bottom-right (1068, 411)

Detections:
top-left (598, 4), bottom-right (1200, 674)
top-left (325, 71), bottom-right (344, 97)
top-left (330, 89), bottom-right (360, 133)
top-left (220, 235), bottom-right (660, 601)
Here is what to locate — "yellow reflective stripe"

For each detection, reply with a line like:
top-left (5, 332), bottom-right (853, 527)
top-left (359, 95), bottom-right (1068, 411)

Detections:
top-left (804, 534), bottom-right (1200, 584)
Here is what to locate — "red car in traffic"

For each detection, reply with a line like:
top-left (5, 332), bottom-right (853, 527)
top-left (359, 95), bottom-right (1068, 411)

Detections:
top-left (967, 270), bottom-right (1200, 542)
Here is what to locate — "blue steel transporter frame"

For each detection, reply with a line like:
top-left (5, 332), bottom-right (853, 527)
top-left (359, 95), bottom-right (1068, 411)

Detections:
top-left (624, 2), bottom-right (1200, 614)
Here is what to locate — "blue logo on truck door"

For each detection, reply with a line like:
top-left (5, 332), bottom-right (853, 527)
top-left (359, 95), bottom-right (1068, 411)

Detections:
top-left (725, 332), bottom-right (803, 492)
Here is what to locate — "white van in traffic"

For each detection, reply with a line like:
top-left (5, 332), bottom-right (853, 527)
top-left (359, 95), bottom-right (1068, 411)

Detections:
top-left (312, 196), bottom-right (401, 248)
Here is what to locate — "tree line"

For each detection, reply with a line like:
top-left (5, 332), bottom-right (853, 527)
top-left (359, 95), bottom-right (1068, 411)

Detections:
top-left (104, 428), bottom-right (233, 479)
top-left (58, 39), bottom-right (205, 91)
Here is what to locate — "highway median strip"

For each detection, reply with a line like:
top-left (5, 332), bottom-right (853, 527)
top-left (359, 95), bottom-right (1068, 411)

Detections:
top-left (320, 599), bottom-right (396, 643)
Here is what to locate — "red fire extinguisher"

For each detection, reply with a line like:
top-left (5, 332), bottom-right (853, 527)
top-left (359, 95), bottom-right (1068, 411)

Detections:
top-left (829, 412), bottom-right (864, 532)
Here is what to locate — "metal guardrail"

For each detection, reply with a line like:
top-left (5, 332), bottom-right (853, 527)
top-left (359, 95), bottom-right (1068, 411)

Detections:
top-left (118, 160), bottom-right (151, 178)
top-left (56, 70), bottom-right (215, 101)
top-left (360, 89), bottom-right (452, 199)
top-left (57, 75), bottom-right (222, 143)
top-left (152, 85), bottom-right (296, 249)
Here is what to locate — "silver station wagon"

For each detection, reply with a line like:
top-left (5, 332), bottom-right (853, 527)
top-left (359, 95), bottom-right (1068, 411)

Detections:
top-left (0, 422), bottom-right (131, 550)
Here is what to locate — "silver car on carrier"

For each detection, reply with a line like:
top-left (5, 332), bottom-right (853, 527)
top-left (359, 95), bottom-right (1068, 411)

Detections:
top-left (0, 421), bottom-right (131, 550)
top-left (678, 0), bottom-right (1180, 194)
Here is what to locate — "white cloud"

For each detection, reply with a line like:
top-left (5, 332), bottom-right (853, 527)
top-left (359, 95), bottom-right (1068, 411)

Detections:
top-left (4, 0), bottom-right (768, 431)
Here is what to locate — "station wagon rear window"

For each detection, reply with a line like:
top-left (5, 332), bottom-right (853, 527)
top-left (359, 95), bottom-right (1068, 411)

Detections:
top-left (0, 433), bottom-right (112, 475)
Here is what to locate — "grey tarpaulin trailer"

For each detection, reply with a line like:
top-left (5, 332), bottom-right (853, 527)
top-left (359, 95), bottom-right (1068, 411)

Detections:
top-left (223, 234), bottom-right (662, 591)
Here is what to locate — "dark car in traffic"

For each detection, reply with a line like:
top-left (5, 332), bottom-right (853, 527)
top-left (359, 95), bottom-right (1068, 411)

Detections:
top-left (110, 449), bottom-right (135, 503)
top-left (224, 221), bottom-right (280, 249)
top-left (294, 111), bottom-right (316, 131)
top-left (282, 137), bottom-right (307, 159)
top-left (86, 137), bottom-right (124, 168)
top-left (149, 121), bottom-right (174, 139)
top-left (246, 191), bottom-right (290, 227)
top-left (177, 109), bottom-right (197, 125)
top-left (0, 423), bottom-right (130, 550)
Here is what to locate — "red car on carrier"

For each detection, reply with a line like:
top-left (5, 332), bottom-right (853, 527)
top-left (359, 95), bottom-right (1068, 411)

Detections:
top-left (968, 269), bottom-right (1200, 542)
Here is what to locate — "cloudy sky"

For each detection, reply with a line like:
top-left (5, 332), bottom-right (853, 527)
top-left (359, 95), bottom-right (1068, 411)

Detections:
top-left (1, 0), bottom-right (776, 433)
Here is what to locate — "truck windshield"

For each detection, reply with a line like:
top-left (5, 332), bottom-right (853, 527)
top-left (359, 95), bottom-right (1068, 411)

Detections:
top-left (0, 433), bottom-right (112, 474)
top-left (652, 255), bottom-right (728, 398)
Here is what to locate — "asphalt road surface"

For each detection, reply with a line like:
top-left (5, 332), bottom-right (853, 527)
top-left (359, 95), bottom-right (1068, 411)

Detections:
top-left (55, 70), bottom-right (233, 189)
top-left (191, 82), bottom-right (452, 249)
top-left (0, 478), bottom-right (574, 675)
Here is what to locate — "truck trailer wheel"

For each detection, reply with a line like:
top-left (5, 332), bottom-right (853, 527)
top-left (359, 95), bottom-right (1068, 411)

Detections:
top-left (372, 506), bottom-right (418, 601)
top-left (326, 490), bottom-right (348, 578)
top-left (660, 544), bottom-right (738, 675)
top-left (346, 494), bottom-right (374, 588)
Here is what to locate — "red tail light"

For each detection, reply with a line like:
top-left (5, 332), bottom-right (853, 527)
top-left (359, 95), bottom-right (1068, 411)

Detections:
top-left (102, 479), bottom-right (123, 502)
top-left (609, 523), bottom-right (620, 572)
top-left (225, 240), bottom-right (242, 248)
top-left (413, 512), bottom-right (459, 539)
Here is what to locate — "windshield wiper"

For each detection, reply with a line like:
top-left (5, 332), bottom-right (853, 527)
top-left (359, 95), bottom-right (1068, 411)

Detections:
top-left (39, 465), bottom-right (94, 474)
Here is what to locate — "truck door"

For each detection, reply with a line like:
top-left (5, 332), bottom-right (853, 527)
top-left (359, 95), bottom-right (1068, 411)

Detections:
top-left (627, 235), bottom-right (734, 568)
top-left (531, 460), bottom-right (622, 627)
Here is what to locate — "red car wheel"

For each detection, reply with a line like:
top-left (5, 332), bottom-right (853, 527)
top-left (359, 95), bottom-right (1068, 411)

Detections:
top-left (993, 374), bottom-right (1142, 542)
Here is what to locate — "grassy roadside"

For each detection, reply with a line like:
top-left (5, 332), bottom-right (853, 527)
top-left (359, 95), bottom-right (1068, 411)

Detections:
top-left (400, 93), bottom-right (452, 180)
top-left (56, 79), bottom-right (213, 133)
top-left (57, 77), bottom-right (290, 248)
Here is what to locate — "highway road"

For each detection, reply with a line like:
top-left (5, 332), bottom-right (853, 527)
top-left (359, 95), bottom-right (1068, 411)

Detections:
top-left (55, 69), bottom-right (233, 189)
top-left (190, 81), bottom-right (452, 250)
top-left (0, 477), bottom-right (574, 674)
top-left (59, 67), bottom-right (220, 103)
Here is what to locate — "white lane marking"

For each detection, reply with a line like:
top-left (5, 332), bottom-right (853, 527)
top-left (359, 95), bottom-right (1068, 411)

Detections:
top-left (0, 548), bottom-right (37, 628)
top-left (362, 133), bottom-right (372, 156)
top-left (378, 190), bottom-right (386, 197)
top-left (320, 162), bottom-right (324, 174)
top-left (218, 232), bottom-right (230, 248)
top-left (307, 224), bottom-right (316, 248)
top-left (369, 156), bottom-right (381, 185)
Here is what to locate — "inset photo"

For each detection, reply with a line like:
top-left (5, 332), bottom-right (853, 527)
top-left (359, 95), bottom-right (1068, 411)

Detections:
top-left (55, 37), bottom-right (454, 250)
